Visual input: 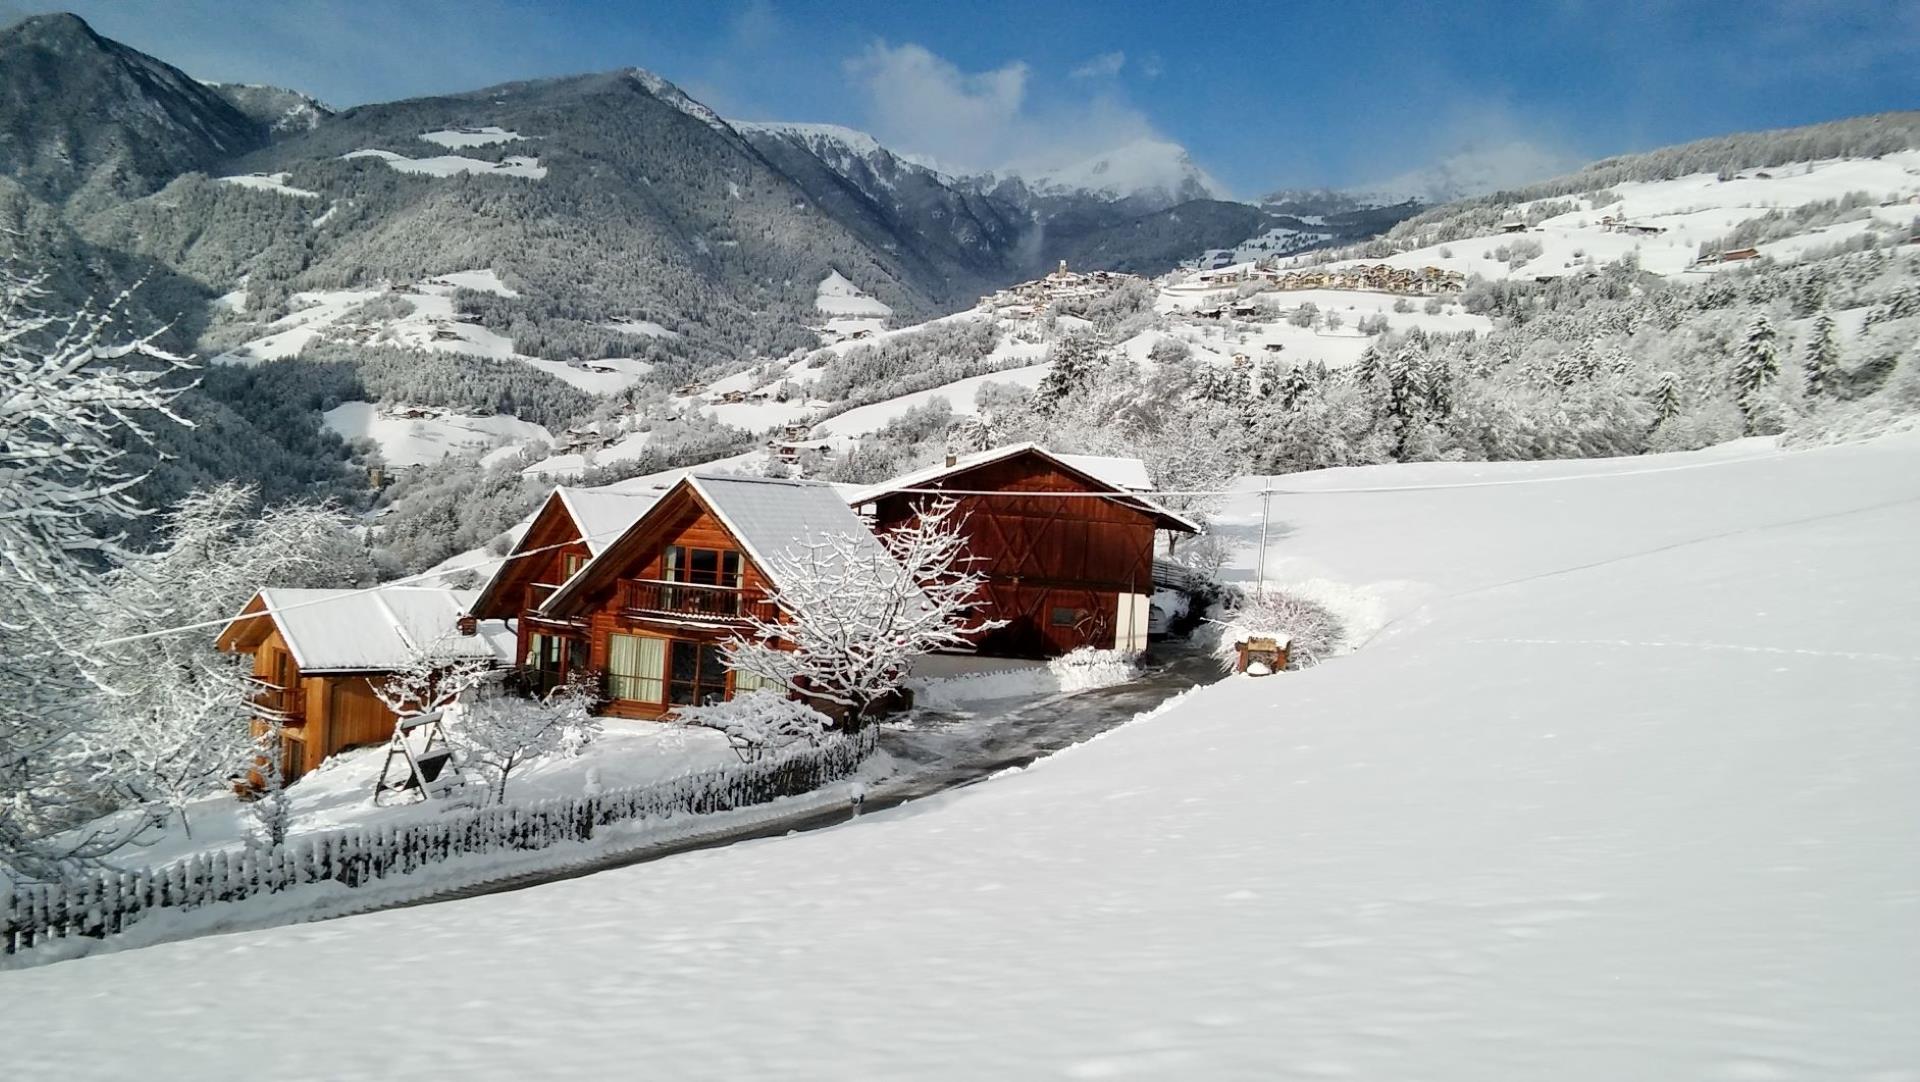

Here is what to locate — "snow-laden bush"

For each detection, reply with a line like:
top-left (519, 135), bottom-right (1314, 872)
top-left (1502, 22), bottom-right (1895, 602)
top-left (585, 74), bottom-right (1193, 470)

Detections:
top-left (1048, 648), bottom-right (1139, 694)
top-left (677, 691), bottom-right (834, 763)
top-left (454, 676), bottom-right (601, 803)
top-left (1209, 589), bottom-right (1346, 672)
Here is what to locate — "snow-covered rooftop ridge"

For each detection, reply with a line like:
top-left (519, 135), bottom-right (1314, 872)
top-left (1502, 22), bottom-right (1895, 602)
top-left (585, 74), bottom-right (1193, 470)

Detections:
top-left (247, 585), bottom-right (508, 673)
top-left (688, 473), bottom-right (902, 593)
top-left (554, 487), bottom-right (663, 556)
top-left (844, 443), bottom-right (1202, 533)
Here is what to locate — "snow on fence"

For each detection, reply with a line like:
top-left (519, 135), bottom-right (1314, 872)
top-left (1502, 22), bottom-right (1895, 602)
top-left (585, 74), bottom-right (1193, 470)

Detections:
top-left (3, 727), bottom-right (877, 956)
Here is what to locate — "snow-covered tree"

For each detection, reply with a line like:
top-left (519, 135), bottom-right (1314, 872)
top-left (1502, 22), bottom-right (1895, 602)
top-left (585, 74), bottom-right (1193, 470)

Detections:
top-left (0, 269), bottom-right (194, 882)
top-left (725, 498), bottom-right (1004, 727)
top-left (455, 675), bottom-right (601, 804)
top-left (1802, 313), bottom-right (1840, 399)
top-left (248, 720), bottom-right (292, 850)
top-left (373, 636), bottom-right (492, 721)
top-left (1648, 370), bottom-right (1686, 428)
top-left (676, 690), bottom-right (833, 763)
top-left (84, 484), bottom-right (370, 835)
top-left (1732, 314), bottom-right (1781, 433)
top-left (93, 658), bottom-right (250, 839)
top-left (1034, 332), bottom-right (1100, 410)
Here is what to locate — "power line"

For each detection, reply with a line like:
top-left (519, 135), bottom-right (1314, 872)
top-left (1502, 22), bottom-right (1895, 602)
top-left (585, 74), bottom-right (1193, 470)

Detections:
top-left (47, 448), bottom-right (1788, 656)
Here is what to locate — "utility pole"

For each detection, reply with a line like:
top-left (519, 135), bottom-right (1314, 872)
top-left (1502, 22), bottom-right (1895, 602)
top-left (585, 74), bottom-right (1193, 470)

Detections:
top-left (1256, 484), bottom-right (1273, 599)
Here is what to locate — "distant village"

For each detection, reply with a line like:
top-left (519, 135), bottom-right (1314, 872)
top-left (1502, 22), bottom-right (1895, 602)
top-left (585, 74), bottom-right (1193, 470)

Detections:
top-left (979, 261), bottom-right (1146, 316)
top-left (1196, 260), bottom-right (1467, 295)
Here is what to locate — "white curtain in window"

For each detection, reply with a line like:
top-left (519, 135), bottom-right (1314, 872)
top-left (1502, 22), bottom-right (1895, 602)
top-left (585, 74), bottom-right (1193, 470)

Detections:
top-left (608, 633), bottom-right (665, 702)
top-left (732, 665), bottom-right (773, 695)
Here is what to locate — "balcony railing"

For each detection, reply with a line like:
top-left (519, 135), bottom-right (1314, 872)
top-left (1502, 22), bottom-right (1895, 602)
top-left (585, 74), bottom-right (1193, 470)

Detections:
top-left (620, 578), bottom-right (778, 624)
top-left (245, 677), bottom-right (303, 725)
top-left (524, 581), bottom-right (559, 611)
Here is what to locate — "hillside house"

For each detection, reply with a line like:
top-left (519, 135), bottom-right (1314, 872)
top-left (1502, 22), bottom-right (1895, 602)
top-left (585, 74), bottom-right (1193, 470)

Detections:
top-left (468, 486), bottom-right (664, 696)
top-left (846, 444), bottom-right (1199, 658)
top-left (499, 474), bottom-right (900, 719)
top-left (214, 586), bottom-right (513, 782)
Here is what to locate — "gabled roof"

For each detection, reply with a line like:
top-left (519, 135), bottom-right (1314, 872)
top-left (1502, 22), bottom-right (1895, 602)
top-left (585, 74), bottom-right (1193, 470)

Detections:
top-left (216, 586), bottom-right (513, 673)
top-left (556, 487), bottom-right (662, 556)
top-left (843, 443), bottom-right (1202, 534)
top-left (469, 486), bottom-right (661, 617)
top-left (540, 472), bottom-right (906, 617)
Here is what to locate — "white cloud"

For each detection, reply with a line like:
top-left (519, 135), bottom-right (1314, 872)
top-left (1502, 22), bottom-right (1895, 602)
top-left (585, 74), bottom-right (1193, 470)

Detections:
top-left (843, 40), bottom-right (1163, 177)
top-left (1069, 51), bottom-right (1125, 80)
top-left (1346, 96), bottom-right (1583, 201)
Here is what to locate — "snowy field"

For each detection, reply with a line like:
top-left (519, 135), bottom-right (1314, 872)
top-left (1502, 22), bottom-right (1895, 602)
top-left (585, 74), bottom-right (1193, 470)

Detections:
top-left (321, 402), bottom-right (552, 468)
top-left (342, 148), bottom-right (547, 179)
top-left (8, 433), bottom-right (1916, 1078)
top-left (215, 171), bottom-right (320, 199)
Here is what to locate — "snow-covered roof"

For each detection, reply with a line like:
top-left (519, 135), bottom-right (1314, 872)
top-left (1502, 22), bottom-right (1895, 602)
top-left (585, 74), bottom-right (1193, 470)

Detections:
top-left (843, 443), bottom-right (1202, 533)
top-left (233, 586), bottom-right (511, 673)
top-left (556, 487), bottom-right (662, 556)
top-left (686, 474), bottom-right (900, 595)
top-left (539, 472), bottom-right (909, 616)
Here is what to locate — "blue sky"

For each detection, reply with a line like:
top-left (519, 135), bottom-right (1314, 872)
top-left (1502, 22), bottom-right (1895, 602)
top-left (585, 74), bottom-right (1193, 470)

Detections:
top-left (20, 0), bottom-right (1919, 196)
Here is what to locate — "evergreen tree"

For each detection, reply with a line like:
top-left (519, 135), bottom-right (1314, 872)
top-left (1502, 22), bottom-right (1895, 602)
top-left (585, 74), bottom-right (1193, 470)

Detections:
top-left (1033, 332), bottom-right (1100, 411)
top-left (1732, 314), bottom-right (1780, 433)
top-left (1648, 370), bottom-right (1685, 429)
top-left (1801, 313), bottom-right (1840, 399)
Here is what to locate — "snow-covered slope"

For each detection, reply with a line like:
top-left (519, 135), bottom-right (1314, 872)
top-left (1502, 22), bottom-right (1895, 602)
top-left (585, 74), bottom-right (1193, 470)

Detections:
top-left (8, 433), bottom-right (1916, 1078)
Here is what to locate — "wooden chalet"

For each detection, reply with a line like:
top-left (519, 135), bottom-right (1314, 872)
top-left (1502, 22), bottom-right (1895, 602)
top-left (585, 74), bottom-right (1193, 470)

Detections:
top-left (468, 486), bottom-right (663, 696)
top-left (845, 444), bottom-right (1200, 659)
top-left (214, 586), bottom-right (513, 782)
top-left (493, 473), bottom-right (900, 720)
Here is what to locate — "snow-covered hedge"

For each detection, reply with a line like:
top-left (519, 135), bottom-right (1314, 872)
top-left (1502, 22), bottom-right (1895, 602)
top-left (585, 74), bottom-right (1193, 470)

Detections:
top-left (1, 726), bottom-right (877, 961)
top-left (1208, 589), bottom-right (1347, 672)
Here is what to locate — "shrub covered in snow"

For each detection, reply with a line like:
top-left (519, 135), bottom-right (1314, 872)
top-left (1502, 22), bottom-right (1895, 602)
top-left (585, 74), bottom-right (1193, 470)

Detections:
top-left (1048, 648), bottom-right (1140, 694)
top-left (1210, 589), bottom-right (1347, 672)
top-left (677, 691), bottom-right (835, 763)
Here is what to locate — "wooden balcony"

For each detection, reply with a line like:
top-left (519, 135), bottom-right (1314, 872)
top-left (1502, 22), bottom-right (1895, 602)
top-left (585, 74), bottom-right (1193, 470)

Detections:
top-left (620, 579), bottom-right (778, 625)
top-left (245, 677), bottom-right (303, 726)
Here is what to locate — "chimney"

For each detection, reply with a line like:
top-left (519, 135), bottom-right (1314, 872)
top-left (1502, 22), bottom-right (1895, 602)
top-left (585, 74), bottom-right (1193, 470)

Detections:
top-left (456, 614), bottom-right (478, 637)
top-left (945, 451), bottom-right (958, 467)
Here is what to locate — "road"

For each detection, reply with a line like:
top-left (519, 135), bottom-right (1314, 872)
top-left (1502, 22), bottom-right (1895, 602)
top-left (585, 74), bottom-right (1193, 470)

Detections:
top-left (384, 643), bottom-right (1222, 912)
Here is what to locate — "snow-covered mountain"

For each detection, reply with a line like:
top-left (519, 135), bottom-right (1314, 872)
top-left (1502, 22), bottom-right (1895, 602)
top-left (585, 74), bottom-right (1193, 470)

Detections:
top-left (202, 81), bottom-right (333, 138)
top-left (1011, 137), bottom-right (1229, 207)
top-left (1346, 140), bottom-right (1582, 205)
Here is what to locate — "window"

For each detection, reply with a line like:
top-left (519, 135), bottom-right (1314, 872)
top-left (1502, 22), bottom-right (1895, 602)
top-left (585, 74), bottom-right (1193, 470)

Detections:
top-left (669, 640), bottom-right (729, 706)
top-left (607, 634), bottom-right (665, 703)
top-left (732, 665), bottom-right (774, 695)
top-left (1050, 606), bottom-right (1084, 628)
top-left (562, 552), bottom-right (587, 579)
top-left (664, 545), bottom-right (742, 587)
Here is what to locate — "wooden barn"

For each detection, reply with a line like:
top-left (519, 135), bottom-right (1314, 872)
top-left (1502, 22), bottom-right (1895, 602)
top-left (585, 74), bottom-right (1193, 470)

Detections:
top-left (847, 444), bottom-right (1200, 658)
top-left (509, 473), bottom-right (898, 720)
top-left (214, 586), bottom-right (513, 782)
top-left (468, 486), bottom-right (662, 697)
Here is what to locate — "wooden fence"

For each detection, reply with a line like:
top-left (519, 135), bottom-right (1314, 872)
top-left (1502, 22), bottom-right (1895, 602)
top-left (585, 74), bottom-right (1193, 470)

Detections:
top-left (3, 727), bottom-right (877, 957)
